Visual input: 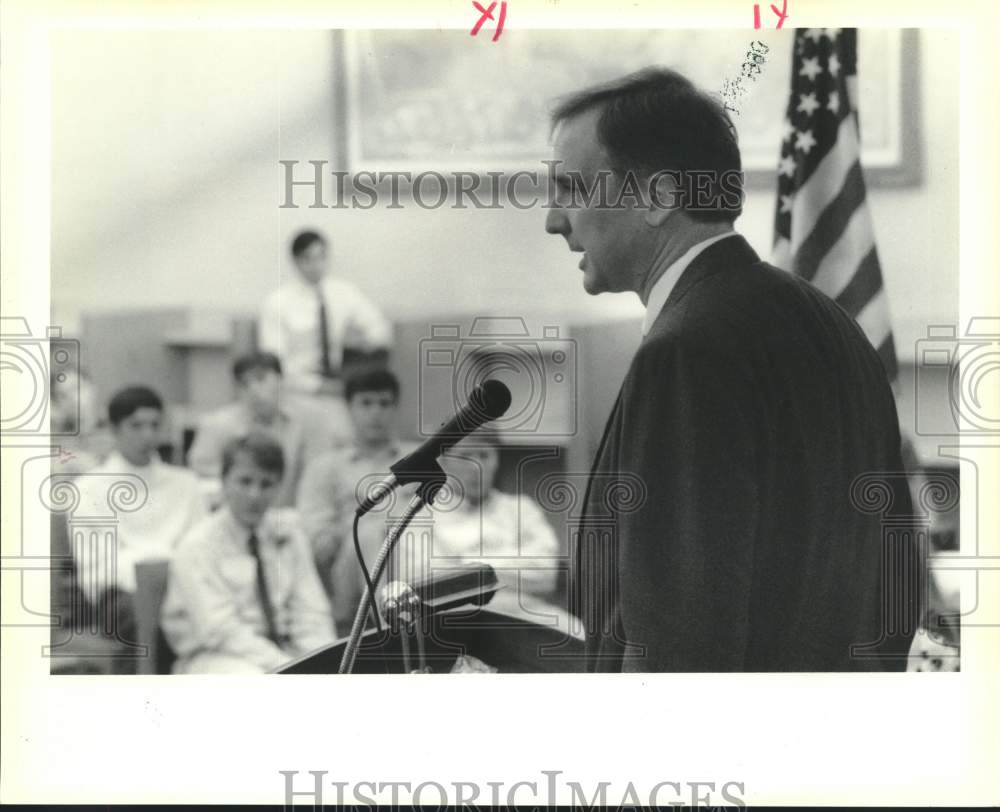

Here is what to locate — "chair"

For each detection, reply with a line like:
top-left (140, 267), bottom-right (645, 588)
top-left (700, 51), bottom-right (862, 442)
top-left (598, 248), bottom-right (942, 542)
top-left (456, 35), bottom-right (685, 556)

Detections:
top-left (133, 559), bottom-right (176, 674)
top-left (49, 510), bottom-right (116, 675)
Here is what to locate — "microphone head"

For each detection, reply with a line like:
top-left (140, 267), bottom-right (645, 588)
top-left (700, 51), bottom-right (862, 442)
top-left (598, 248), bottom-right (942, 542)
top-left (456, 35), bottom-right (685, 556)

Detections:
top-left (474, 379), bottom-right (512, 421)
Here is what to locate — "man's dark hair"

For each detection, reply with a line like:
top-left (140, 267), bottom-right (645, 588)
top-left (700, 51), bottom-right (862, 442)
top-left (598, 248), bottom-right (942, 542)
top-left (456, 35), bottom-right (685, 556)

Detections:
top-left (551, 67), bottom-right (743, 222)
top-left (290, 230), bottom-right (326, 258)
top-left (220, 433), bottom-right (285, 479)
top-left (345, 367), bottom-right (400, 403)
top-left (108, 386), bottom-right (163, 426)
top-left (232, 351), bottom-right (283, 382)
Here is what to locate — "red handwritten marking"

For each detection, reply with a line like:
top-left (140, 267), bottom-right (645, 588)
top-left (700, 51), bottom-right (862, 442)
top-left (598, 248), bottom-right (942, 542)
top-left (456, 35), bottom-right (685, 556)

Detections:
top-left (471, 1), bottom-right (497, 36)
top-left (770, 0), bottom-right (788, 28)
top-left (492, 1), bottom-right (507, 41)
top-left (471, 0), bottom-right (506, 41)
top-left (754, 0), bottom-right (787, 28)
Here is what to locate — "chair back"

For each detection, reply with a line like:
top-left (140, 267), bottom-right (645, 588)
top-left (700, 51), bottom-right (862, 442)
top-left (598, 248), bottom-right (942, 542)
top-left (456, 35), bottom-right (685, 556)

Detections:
top-left (134, 559), bottom-right (176, 674)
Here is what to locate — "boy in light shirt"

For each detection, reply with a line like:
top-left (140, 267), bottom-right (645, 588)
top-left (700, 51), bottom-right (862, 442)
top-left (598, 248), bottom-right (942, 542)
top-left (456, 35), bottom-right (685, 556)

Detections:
top-left (162, 433), bottom-right (335, 674)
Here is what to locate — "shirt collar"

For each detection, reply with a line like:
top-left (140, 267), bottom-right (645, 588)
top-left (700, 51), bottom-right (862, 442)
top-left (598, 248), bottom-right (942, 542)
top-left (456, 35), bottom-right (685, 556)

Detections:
top-left (286, 272), bottom-right (331, 300)
top-left (220, 506), bottom-right (290, 549)
top-left (641, 231), bottom-right (736, 336)
top-left (220, 506), bottom-right (254, 545)
top-left (104, 449), bottom-right (163, 474)
top-left (241, 401), bottom-right (290, 428)
top-left (348, 440), bottom-right (401, 464)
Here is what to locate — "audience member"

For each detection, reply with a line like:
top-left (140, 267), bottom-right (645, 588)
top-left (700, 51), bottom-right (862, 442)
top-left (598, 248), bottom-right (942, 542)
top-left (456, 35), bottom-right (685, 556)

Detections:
top-left (259, 229), bottom-right (392, 444)
top-left (71, 386), bottom-right (206, 670)
top-left (432, 430), bottom-right (566, 627)
top-left (162, 434), bottom-right (335, 673)
top-left (296, 368), bottom-right (415, 629)
top-left (187, 351), bottom-right (335, 507)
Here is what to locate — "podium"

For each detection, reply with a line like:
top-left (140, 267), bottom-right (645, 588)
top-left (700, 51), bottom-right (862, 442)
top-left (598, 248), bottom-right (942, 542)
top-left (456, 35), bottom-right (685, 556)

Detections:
top-left (278, 607), bottom-right (587, 674)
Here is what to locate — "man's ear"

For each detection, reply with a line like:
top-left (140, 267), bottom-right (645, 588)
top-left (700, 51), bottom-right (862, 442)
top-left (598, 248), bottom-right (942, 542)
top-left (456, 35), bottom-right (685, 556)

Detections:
top-left (644, 169), bottom-right (684, 227)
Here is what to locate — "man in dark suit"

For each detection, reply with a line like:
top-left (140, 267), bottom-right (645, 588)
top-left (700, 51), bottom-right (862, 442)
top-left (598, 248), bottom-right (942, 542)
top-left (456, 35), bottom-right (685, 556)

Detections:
top-left (545, 67), bottom-right (919, 671)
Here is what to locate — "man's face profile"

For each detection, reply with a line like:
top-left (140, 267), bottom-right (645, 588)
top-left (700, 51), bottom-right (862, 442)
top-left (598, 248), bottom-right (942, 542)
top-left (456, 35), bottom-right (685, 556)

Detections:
top-left (347, 389), bottom-right (397, 445)
top-left (440, 443), bottom-right (499, 507)
top-left (293, 239), bottom-right (328, 286)
top-left (240, 368), bottom-right (281, 420)
top-left (223, 451), bottom-right (281, 528)
top-left (114, 406), bottom-right (162, 466)
top-left (545, 108), bottom-right (651, 296)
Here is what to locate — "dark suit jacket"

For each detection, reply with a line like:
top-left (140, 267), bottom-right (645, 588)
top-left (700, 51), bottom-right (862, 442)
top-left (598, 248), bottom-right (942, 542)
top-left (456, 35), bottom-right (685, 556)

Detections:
top-left (572, 234), bottom-right (919, 672)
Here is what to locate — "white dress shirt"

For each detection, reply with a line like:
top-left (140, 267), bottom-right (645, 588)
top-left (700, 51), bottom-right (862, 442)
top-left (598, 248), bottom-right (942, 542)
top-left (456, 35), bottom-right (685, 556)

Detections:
top-left (161, 506), bottom-right (335, 673)
top-left (642, 231), bottom-right (737, 336)
top-left (297, 439), bottom-right (418, 627)
top-left (422, 491), bottom-right (561, 619)
top-left (71, 451), bottom-right (207, 602)
top-left (259, 274), bottom-right (392, 394)
top-left (187, 397), bottom-right (338, 508)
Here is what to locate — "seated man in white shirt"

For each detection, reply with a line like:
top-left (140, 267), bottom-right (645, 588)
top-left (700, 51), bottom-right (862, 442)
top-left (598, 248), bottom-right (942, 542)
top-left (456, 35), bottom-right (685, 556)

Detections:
top-left (187, 351), bottom-right (337, 507)
top-left (296, 368), bottom-right (416, 629)
top-left (71, 386), bottom-right (207, 672)
top-left (430, 430), bottom-right (572, 632)
top-left (258, 229), bottom-right (393, 446)
top-left (162, 433), bottom-right (335, 674)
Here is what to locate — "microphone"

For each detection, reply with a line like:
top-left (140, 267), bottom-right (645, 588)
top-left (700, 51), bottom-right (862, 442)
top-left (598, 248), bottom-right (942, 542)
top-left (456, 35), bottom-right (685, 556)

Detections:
top-left (379, 563), bottom-right (500, 621)
top-left (356, 379), bottom-right (512, 516)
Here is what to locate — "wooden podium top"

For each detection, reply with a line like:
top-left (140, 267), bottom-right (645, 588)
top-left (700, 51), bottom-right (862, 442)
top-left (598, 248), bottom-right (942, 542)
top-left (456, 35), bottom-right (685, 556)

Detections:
top-left (278, 607), bottom-right (587, 675)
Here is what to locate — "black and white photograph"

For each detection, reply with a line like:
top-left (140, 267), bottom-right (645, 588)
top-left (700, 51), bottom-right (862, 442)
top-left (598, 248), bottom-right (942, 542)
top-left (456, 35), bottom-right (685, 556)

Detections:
top-left (1, 0), bottom-right (997, 807)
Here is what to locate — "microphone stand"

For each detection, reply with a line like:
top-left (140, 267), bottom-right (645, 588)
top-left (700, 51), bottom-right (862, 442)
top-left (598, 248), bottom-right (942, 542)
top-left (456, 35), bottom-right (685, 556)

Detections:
top-left (338, 468), bottom-right (446, 675)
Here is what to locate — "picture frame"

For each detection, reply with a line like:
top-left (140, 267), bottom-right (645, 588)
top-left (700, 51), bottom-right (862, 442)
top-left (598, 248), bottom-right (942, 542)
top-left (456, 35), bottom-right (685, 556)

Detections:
top-left (338, 28), bottom-right (919, 187)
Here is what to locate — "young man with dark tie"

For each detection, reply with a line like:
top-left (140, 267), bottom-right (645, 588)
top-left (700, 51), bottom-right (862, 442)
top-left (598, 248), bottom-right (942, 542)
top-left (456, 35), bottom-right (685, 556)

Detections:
top-left (258, 229), bottom-right (392, 446)
top-left (162, 433), bottom-right (335, 674)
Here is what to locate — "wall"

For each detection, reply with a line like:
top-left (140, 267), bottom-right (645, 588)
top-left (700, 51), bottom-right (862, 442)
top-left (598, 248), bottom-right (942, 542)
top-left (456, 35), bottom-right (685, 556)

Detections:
top-left (51, 28), bottom-right (959, 364)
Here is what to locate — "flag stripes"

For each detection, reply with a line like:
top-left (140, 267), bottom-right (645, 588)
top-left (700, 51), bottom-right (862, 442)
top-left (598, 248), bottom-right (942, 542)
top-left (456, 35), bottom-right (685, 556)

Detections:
top-left (772, 28), bottom-right (898, 382)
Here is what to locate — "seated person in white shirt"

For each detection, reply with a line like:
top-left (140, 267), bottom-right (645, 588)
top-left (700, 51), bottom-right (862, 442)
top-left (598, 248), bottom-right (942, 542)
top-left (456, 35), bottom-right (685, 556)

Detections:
top-left (258, 229), bottom-right (393, 445)
top-left (187, 351), bottom-right (337, 507)
top-left (296, 368), bottom-right (416, 629)
top-left (71, 386), bottom-right (207, 672)
top-left (430, 430), bottom-right (571, 631)
top-left (162, 433), bottom-right (335, 674)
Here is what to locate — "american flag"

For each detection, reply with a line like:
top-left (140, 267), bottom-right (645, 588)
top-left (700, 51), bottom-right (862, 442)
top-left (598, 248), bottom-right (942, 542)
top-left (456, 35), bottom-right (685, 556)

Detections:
top-left (772, 28), bottom-right (898, 381)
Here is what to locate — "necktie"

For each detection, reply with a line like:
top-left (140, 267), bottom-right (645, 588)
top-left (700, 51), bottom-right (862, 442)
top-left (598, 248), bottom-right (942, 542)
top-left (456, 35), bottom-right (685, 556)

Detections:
top-left (316, 287), bottom-right (334, 379)
top-left (247, 532), bottom-right (281, 645)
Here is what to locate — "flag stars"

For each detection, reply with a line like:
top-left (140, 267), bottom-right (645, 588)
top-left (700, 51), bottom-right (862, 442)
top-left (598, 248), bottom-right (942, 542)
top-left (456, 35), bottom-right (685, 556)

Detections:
top-left (794, 129), bottom-right (817, 154)
top-left (778, 154), bottom-right (797, 177)
top-left (782, 117), bottom-right (795, 141)
top-left (799, 56), bottom-right (822, 82)
top-left (797, 92), bottom-right (821, 116)
top-left (779, 194), bottom-right (794, 214)
top-left (828, 53), bottom-right (841, 78)
top-left (827, 91), bottom-right (840, 114)
top-left (822, 28), bottom-right (842, 39)
top-left (804, 29), bottom-right (825, 43)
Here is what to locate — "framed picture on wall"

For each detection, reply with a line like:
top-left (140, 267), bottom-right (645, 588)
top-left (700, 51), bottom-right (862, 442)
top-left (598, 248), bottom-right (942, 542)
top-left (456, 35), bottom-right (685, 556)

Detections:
top-left (340, 28), bottom-right (919, 186)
